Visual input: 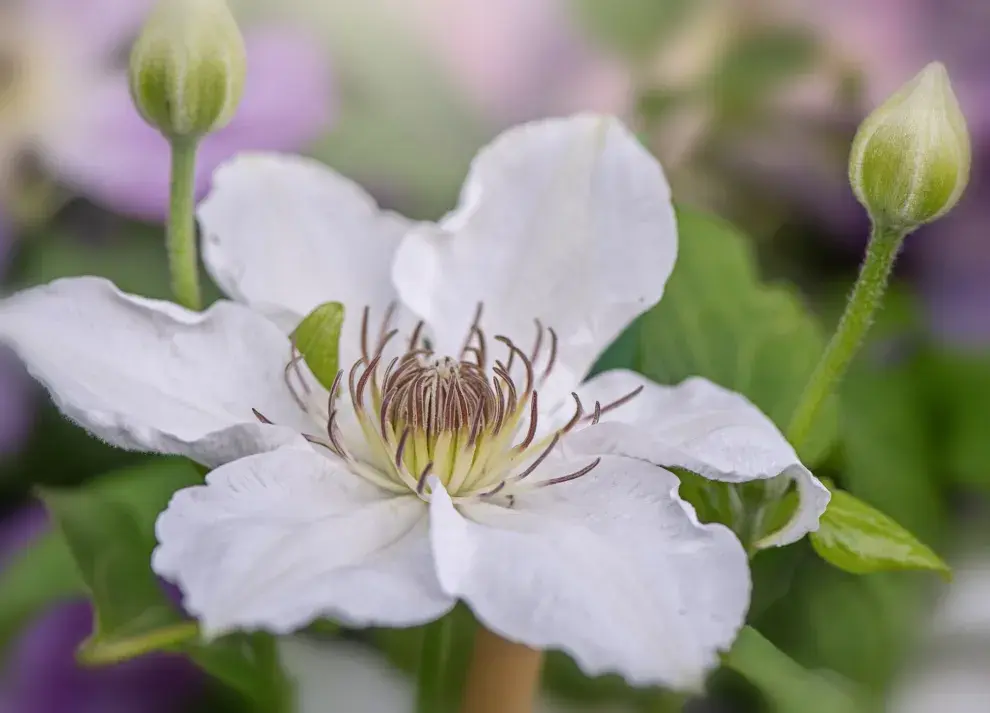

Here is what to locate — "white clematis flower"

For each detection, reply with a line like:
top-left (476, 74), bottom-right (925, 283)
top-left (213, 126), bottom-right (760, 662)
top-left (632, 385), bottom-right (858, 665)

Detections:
top-left (0, 114), bottom-right (828, 690)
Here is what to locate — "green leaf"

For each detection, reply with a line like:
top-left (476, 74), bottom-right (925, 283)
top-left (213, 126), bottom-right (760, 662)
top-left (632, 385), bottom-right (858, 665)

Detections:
top-left (639, 206), bottom-right (837, 465)
top-left (810, 487), bottom-right (950, 579)
top-left (923, 349), bottom-right (990, 490)
top-left (724, 626), bottom-right (863, 713)
top-left (39, 459), bottom-right (204, 663)
top-left (37, 458), bottom-right (292, 710)
top-left (0, 527), bottom-right (85, 650)
top-left (291, 302), bottom-right (345, 391)
top-left (839, 355), bottom-right (944, 543)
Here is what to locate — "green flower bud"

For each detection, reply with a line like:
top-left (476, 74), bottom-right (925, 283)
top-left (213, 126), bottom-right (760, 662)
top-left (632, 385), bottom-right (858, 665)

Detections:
top-left (128, 0), bottom-right (246, 139)
top-left (849, 62), bottom-right (971, 230)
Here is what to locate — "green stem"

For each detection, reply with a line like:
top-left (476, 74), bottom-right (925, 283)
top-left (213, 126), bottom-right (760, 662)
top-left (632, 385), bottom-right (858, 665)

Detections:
top-left (787, 223), bottom-right (906, 450)
top-left (166, 136), bottom-right (202, 310)
top-left (417, 616), bottom-right (452, 713)
top-left (254, 634), bottom-right (295, 713)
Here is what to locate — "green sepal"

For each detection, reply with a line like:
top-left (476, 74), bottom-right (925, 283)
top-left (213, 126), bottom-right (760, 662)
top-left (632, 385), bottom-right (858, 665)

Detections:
top-left (291, 302), bottom-right (345, 392)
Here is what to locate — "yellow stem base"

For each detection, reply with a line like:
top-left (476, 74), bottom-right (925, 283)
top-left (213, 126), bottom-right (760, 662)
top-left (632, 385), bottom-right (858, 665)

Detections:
top-left (459, 628), bottom-right (543, 713)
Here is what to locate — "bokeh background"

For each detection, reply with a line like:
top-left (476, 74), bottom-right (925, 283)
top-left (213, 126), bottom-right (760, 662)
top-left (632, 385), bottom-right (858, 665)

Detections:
top-left (2, 0), bottom-right (989, 711)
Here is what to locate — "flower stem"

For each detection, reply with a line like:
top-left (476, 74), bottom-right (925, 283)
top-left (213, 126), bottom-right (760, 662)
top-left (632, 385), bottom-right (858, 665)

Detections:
top-left (460, 627), bottom-right (542, 713)
top-left (787, 222), bottom-right (906, 450)
top-left (166, 136), bottom-right (202, 310)
top-left (416, 616), bottom-right (453, 713)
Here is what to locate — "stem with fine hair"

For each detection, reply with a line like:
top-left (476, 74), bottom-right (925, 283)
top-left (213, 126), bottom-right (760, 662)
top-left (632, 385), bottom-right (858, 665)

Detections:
top-left (460, 626), bottom-right (543, 713)
top-left (166, 136), bottom-right (202, 310)
top-left (417, 616), bottom-right (453, 713)
top-left (787, 223), bottom-right (906, 450)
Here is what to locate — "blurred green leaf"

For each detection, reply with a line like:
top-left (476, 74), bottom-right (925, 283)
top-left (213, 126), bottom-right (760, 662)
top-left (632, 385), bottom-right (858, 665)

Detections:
top-left (636, 88), bottom-right (692, 124)
top-left (40, 459), bottom-right (204, 662)
top-left (639, 206), bottom-right (837, 465)
top-left (15, 223), bottom-right (222, 303)
top-left (39, 458), bottom-right (292, 710)
top-left (711, 29), bottom-right (820, 121)
top-left (0, 527), bottom-right (84, 650)
top-left (589, 317), bottom-right (642, 376)
top-left (839, 355), bottom-right (944, 542)
top-left (292, 302), bottom-right (345, 392)
top-left (795, 566), bottom-right (925, 690)
top-left (571, 0), bottom-right (694, 58)
top-left (810, 487), bottom-right (950, 579)
top-left (923, 349), bottom-right (990, 489)
top-left (724, 626), bottom-right (863, 713)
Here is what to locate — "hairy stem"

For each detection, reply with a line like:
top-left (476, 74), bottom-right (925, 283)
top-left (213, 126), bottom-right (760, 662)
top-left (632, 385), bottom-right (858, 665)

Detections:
top-left (166, 136), bottom-right (202, 310)
top-left (787, 223), bottom-right (906, 450)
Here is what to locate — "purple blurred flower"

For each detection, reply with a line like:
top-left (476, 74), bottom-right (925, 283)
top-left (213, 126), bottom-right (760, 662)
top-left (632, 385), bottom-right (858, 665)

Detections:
top-left (3, 0), bottom-right (333, 222)
top-left (810, 0), bottom-right (990, 345)
top-left (0, 504), bottom-right (204, 713)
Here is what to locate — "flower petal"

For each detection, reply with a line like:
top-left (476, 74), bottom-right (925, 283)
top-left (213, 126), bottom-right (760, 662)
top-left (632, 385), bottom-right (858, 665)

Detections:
top-left (393, 114), bottom-right (677, 407)
top-left (154, 448), bottom-right (452, 636)
top-left (0, 277), bottom-right (313, 467)
top-left (565, 370), bottom-right (830, 547)
top-left (198, 153), bottom-right (412, 361)
top-left (428, 459), bottom-right (750, 690)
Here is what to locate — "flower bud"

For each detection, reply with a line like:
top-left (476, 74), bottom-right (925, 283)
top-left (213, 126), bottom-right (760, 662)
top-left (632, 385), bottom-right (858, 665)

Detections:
top-left (129, 0), bottom-right (246, 139)
top-left (849, 62), bottom-right (970, 230)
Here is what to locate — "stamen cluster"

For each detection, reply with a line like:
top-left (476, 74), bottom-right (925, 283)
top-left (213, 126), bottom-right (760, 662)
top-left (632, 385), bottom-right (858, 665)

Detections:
top-left (261, 306), bottom-right (641, 501)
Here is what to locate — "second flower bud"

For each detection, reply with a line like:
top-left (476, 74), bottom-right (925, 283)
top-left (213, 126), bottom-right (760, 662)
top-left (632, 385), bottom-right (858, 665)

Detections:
top-left (129, 0), bottom-right (246, 139)
top-left (848, 62), bottom-right (970, 231)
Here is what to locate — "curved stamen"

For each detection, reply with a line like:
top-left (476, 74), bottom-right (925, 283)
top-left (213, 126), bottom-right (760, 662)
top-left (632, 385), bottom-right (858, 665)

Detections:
top-left (512, 433), bottom-right (559, 483)
top-left (586, 385), bottom-right (644, 420)
top-left (495, 336), bottom-right (534, 396)
top-left (394, 427), bottom-right (412, 470)
top-left (543, 327), bottom-right (558, 382)
top-left (539, 457), bottom-right (601, 487)
top-left (360, 306), bottom-right (371, 363)
top-left (354, 353), bottom-right (382, 408)
top-left (531, 319), bottom-right (544, 363)
top-left (515, 391), bottom-right (539, 451)
top-left (416, 462), bottom-right (434, 495)
top-left (377, 302), bottom-right (397, 346)
top-left (283, 346), bottom-right (311, 412)
top-left (408, 320), bottom-right (425, 351)
top-left (561, 392), bottom-right (584, 433)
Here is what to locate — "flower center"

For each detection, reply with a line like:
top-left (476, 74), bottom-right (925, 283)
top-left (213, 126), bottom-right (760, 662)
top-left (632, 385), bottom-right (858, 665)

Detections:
top-left (263, 306), bottom-right (641, 502)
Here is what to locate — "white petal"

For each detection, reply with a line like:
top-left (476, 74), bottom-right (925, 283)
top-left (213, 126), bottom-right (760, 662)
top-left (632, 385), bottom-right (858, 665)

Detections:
top-left (566, 370), bottom-right (830, 547)
top-left (428, 459), bottom-right (750, 690)
top-left (393, 114), bottom-right (677, 406)
top-left (0, 277), bottom-right (313, 467)
top-left (199, 153), bottom-right (412, 365)
top-left (154, 447), bottom-right (453, 636)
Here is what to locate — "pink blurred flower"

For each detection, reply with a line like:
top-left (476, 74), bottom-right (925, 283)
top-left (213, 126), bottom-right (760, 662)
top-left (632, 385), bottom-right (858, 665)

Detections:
top-left (806, 0), bottom-right (990, 345)
top-left (416, 0), bottom-right (631, 125)
top-left (807, 0), bottom-right (990, 137)
top-left (2, 0), bottom-right (333, 222)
